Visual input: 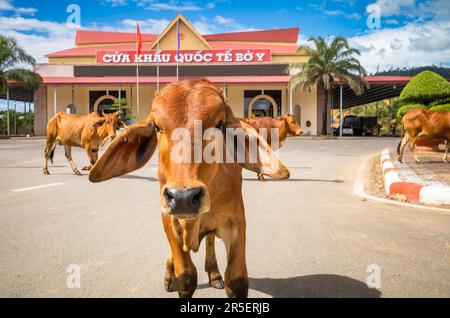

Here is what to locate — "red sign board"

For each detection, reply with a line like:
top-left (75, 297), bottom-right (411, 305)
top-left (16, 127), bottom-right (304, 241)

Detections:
top-left (96, 49), bottom-right (271, 64)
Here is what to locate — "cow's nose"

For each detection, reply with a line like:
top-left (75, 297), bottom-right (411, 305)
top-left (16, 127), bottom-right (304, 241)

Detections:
top-left (164, 187), bottom-right (205, 217)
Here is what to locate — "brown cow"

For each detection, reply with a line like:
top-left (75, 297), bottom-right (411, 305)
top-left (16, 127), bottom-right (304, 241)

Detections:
top-left (88, 79), bottom-right (289, 298)
top-left (397, 109), bottom-right (450, 163)
top-left (43, 111), bottom-right (122, 175)
top-left (244, 114), bottom-right (302, 180)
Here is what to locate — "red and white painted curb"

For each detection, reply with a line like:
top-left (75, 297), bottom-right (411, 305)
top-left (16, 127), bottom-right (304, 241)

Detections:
top-left (380, 149), bottom-right (450, 206)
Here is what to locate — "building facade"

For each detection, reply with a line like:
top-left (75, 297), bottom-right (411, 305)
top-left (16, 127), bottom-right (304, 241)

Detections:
top-left (34, 14), bottom-right (329, 136)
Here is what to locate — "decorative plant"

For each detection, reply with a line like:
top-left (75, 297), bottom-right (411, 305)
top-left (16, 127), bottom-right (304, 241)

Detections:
top-left (109, 98), bottom-right (134, 123)
top-left (399, 71), bottom-right (450, 106)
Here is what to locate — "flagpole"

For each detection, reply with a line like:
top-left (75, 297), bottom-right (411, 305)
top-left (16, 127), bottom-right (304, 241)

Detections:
top-left (176, 19), bottom-right (179, 82)
top-left (157, 21), bottom-right (160, 92)
top-left (136, 21), bottom-right (140, 120)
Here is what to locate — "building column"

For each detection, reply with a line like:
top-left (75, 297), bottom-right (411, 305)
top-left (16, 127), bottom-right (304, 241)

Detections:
top-left (289, 85), bottom-right (294, 114)
top-left (6, 87), bottom-right (10, 136)
top-left (339, 84), bottom-right (343, 137)
top-left (53, 86), bottom-right (57, 115)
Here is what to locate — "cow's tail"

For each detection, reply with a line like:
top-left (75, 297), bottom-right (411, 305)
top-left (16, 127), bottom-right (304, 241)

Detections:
top-left (49, 144), bottom-right (56, 164)
top-left (397, 120), bottom-right (404, 155)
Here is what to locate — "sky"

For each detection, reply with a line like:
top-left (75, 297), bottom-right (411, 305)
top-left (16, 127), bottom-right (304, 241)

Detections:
top-left (0, 0), bottom-right (449, 74)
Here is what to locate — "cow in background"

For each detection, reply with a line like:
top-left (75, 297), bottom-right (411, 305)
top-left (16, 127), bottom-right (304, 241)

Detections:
top-left (43, 111), bottom-right (123, 175)
top-left (398, 109), bottom-right (450, 163)
top-left (244, 114), bottom-right (302, 180)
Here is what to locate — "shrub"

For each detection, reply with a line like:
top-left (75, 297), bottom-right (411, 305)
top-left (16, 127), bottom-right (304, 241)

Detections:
top-left (399, 71), bottom-right (450, 105)
top-left (429, 104), bottom-right (450, 112)
top-left (396, 104), bottom-right (427, 121)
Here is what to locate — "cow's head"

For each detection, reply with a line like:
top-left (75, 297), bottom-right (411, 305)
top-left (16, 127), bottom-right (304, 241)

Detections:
top-left (282, 114), bottom-right (302, 136)
top-left (89, 79), bottom-right (289, 219)
top-left (95, 112), bottom-right (122, 141)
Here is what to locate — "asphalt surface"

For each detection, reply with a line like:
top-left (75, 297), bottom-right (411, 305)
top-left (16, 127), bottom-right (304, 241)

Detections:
top-left (0, 137), bottom-right (449, 298)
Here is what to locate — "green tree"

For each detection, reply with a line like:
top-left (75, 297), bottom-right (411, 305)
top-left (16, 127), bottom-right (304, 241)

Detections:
top-left (0, 35), bottom-right (42, 95)
top-left (288, 36), bottom-right (366, 135)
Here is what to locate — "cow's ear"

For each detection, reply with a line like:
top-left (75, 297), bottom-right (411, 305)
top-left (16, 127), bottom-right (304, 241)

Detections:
top-left (89, 120), bottom-right (157, 183)
top-left (93, 118), bottom-right (106, 128)
top-left (224, 105), bottom-right (289, 179)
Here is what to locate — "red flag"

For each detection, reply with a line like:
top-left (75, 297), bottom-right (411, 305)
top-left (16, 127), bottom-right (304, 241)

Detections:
top-left (136, 21), bottom-right (142, 56)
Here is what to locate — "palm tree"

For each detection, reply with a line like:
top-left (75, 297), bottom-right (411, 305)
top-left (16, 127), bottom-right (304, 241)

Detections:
top-left (288, 36), bottom-right (366, 135)
top-left (0, 35), bottom-right (42, 95)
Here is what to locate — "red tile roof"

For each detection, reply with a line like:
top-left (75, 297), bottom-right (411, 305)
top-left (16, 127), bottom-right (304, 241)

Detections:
top-left (209, 42), bottom-right (297, 54)
top-left (42, 76), bottom-right (292, 85)
top-left (76, 30), bottom-right (158, 46)
top-left (203, 28), bottom-right (300, 43)
top-left (47, 45), bottom-right (137, 57)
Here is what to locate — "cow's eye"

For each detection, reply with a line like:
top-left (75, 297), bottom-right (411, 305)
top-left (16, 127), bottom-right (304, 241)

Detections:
top-left (215, 120), bottom-right (224, 130)
top-left (153, 123), bottom-right (161, 133)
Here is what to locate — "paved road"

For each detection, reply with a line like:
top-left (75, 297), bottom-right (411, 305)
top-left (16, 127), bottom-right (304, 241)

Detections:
top-left (0, 137), bottom-right (449, 297)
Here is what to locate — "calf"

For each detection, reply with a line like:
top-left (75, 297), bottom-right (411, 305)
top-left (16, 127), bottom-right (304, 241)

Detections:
top-left (43, 112), bottom-right (121, 175)
top-left (89, 79), bottom-right (289, 298)
top-left (398, 109), bottom-right (450, 164)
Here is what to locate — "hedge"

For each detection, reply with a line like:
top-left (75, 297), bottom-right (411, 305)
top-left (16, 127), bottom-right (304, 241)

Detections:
top-left (429, 97), bottom-right (450, 107)
top-left (429, 104), bottom-right (450, 112)
top-left (399, 70), bottom-right (450, 105)
top-left (396, 104), bottom-right (427, 121)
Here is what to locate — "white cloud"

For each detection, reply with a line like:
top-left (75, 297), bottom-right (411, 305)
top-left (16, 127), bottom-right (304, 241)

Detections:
top-left (366, 0), bottom-right (416, 17)
top-left (324, 9), bottom-right (361, 20)
top-left (0, 16), bottom-right (75, 64)
top-left (214, 15), bottom-right (235, 25)
top-left (102, 0), bottom-right (128, 6)
top-left (366, 0), bottom-right (450, 20)
top-left (349, 21), bottom-right (450, 72)
top-left (143, 1), bottom-right (215, 11)
top-left (0, 0), bottom-right (37, 16)
top-left (385, 19), bottom-right (400, 25)
top-left (13, 7), bottom-right (37, 16)
top-left (0, 0), bottom-right (13, 10)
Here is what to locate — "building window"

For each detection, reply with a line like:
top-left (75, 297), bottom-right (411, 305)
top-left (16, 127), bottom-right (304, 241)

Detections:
top-left (244, 90), bottom-right (281, 118)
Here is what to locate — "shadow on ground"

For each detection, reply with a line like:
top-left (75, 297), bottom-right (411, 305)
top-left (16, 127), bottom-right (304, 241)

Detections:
top-left (243, 178), bottom-right (344, 183)
top-left (198, 274), bottom-right (380, 298)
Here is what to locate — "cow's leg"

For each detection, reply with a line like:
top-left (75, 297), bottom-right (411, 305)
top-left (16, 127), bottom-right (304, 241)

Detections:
top-left (162, 214), bottom-right (197, 298)
top-left (398, 133), bottom-right (410, 163)
top-left (64, 145), bottom-right (81, 175)
top-left (164, 253), bottom-right (177, 292)
top-left (257, 173), bottom-right (265, 181)
top-left (82, 146), bottom-right (97, 171)
top-left (222, 223), bottom-right (248, 298)
top-left (409, 135), bottom-right (420, 163)
top-left (43, 140), bottom-right (55, 175)
top-left (82, 148), bottom-right (98, 171)
top-left (443, 140), bottom-right (449, 163)
top-left (205, 232), bottom-right (224, 289)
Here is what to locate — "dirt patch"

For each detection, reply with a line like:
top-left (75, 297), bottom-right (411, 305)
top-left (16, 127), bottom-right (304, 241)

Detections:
top-left (365, 155), bottom-right (387, 198)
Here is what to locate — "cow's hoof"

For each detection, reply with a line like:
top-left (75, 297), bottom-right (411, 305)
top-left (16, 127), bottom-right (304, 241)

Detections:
top-left (43, 169), bottom-right (50, 175)
top-left (164, 276), bottom-right (177, 293)
top-left (225, 277), bottom-right (249, 298)
top-left (176, 272), bottom-right (197, 298)
top-left (82, 165), bottom-right (91, 171)
top-left (209, 276), bottom-right (224, 289)
top-left (74, 170), bottom-right (82, 176)
top-left (398, 158), bottom-right (403, 163)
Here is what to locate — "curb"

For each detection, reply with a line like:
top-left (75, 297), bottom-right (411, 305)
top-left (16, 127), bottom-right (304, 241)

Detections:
top-left (380, 149), bottom-right (450, 206)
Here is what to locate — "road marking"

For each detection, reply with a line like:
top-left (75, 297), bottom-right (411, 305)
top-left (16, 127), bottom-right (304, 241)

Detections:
top-left (11, 182), bottom-right (65, 192)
